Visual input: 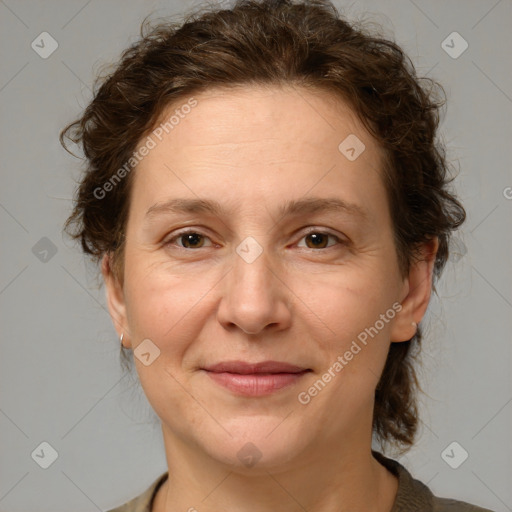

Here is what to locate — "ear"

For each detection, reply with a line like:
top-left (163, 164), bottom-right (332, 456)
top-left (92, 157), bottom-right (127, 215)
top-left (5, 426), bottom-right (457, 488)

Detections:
top-left (390, 237), bottom-right (439, 342)
top-left (101, 253), bottom-right (131, 348)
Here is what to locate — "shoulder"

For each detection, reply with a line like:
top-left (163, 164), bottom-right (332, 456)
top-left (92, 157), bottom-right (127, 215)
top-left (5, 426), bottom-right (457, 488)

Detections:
top-left (105, 472), bottom-right (168, 512)
top-left (372, 450), bottom-right (496, 512)
top-left (106, 458), bottom-right (497, 512)
top-left (432, 497), bottom-right (495, 512)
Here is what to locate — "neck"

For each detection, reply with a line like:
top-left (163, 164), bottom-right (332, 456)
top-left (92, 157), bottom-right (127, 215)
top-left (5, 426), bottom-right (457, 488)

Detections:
top-left (153, 429), bottom-right (398, 512)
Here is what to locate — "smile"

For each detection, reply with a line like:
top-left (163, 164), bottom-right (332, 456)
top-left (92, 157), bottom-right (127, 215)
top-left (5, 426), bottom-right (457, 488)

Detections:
top-left (203, 370), bottom-right (311, 396)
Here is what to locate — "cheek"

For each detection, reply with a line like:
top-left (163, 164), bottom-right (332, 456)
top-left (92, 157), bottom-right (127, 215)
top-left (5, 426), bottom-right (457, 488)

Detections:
top-left (300, 263), bottom-right (397, 329)
top-left (122, 232), bottom-right (401, 356)
top-left (296, 266), bottom-right (400, 384)
top-left (121, 266), bottom-right (210, 407)
top-left (123, 258), bottom-right (219, 352)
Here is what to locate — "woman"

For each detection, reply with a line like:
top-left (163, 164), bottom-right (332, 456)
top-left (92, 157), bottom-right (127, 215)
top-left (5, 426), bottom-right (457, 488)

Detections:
top-left (59, 0), bottom-right (495, 510)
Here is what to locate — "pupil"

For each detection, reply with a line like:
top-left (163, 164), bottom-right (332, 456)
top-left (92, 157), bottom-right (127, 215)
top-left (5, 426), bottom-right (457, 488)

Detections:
top-left (181, 233), bottom-right (327, 249)
top-left (185, 233), bottom-right (202, 247)
top-left (308, 233), bottom-right (327, 248)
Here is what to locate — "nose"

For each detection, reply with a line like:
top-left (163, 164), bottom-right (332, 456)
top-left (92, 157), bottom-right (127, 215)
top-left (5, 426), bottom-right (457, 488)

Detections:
top-left (216, 242), bottom-right (292, 335)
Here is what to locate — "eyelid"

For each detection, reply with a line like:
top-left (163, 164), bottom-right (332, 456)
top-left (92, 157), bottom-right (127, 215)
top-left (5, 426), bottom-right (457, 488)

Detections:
top-left (295, 227), bottom-right (346, 248)
top-left (164, 226), bottom-right (347, 249)
top-left (164, 228), bottom-right (215, 248)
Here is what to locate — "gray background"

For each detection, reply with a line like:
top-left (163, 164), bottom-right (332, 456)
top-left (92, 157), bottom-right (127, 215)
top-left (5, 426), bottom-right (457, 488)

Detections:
top-left (0, 0), bottom-right (511, 510)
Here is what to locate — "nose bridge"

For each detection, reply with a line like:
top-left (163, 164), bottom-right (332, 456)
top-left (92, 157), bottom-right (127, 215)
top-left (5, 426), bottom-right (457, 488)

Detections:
top-left (232, 234), bottom-right (275, 302)
top-left (217, 233), bottom-right (289, 334)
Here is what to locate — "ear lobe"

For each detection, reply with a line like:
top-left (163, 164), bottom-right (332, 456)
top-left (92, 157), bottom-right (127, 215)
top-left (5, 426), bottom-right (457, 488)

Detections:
top-left (101, 253), bottom-right (130, 347)
top-left (390, 237), bottom-right (439, 343)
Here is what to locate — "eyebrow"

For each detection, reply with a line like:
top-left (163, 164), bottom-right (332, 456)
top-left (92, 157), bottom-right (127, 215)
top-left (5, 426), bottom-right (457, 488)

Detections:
top-left (144, 196), bottom-right (368, 222)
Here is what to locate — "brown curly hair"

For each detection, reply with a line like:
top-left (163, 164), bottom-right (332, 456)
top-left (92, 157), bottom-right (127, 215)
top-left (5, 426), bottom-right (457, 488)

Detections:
top-left (60, 0), bottom-right (466, 453)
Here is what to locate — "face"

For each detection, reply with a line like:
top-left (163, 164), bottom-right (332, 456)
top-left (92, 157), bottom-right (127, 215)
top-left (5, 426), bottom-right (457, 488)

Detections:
top-left (104, 84), bottom-right (435, 472)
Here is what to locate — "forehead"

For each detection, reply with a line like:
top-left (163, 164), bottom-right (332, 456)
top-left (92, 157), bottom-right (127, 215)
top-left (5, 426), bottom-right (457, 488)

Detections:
top-left (148, 83), bottom-right (378, 154)
top-left (129, 84), bottom-right (387, 223)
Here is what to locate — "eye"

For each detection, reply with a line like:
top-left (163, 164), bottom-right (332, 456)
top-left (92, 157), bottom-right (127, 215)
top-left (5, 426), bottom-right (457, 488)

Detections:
top-left (164, 229), bottom-right (345, 251)
top-left (296, 230), bottom-right (343, 249)
top-left (165, 230), bottom-right (214, 249)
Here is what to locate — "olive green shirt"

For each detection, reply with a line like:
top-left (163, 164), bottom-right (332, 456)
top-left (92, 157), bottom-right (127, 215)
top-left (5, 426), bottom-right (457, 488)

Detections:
top-left (106, 451), bottom-right (495, 512)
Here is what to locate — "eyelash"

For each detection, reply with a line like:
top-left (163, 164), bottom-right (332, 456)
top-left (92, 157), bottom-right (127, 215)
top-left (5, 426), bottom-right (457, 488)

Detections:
top-left (164, 228), bottom-right (345, 251)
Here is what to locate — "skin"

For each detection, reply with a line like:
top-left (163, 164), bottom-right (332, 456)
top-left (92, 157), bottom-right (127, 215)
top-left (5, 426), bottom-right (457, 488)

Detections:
top-left (102, 84), bottom-right (438, 512)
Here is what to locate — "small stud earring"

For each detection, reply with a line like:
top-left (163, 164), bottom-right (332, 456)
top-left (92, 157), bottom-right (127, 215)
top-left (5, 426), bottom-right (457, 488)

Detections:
top-left (120, 333), bottom-right (124, 345)
top-left (411, 321), bottom-right (417, 329)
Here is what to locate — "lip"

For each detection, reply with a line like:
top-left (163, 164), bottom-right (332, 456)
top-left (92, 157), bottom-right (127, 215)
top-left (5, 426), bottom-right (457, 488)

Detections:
top-left (203, 360), bottom-right (308, 374)
top-left (202, 360), bottom-right (311, 397)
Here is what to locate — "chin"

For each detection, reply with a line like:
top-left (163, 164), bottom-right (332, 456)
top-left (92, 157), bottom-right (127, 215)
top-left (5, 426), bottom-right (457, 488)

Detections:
top-left (201, 418), bottom-right (308, 473)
